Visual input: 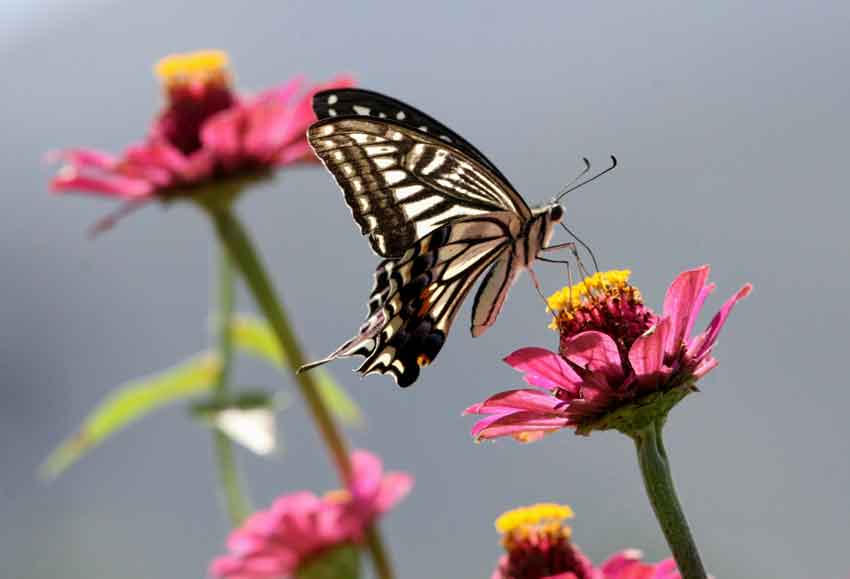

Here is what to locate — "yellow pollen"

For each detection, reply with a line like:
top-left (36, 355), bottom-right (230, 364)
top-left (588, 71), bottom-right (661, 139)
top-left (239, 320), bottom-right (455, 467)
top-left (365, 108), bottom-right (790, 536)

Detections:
top-left (495, 503), bottom-right (574, 535)
top-left (416, 354), bottom-right (431, 367)
top-left (546, 269), bottom-right (640, 329)
top-left (154, 49), bottom-right (230, 84)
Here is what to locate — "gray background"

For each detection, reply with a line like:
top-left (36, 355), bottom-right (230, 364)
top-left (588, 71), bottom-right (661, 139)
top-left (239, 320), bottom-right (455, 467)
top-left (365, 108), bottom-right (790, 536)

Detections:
top-left (2, 1), bottom-right (848, 577)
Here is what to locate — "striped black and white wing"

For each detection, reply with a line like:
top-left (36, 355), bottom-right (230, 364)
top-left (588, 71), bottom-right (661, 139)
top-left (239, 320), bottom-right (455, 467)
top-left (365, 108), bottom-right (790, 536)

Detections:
top-left (313, 88), bottom-right (515, 186)
top-left (308, 117), bottom-right (532, 258)
top-left (299, 214), bottom-right (522, 387)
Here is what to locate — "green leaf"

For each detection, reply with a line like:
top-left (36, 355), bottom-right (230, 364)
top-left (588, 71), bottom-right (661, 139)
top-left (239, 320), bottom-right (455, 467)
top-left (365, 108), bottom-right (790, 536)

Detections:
top-left (41, 354), bottom-right (221, 478)
top-left (231, 314), bottom-right (363, 427)
top-left (296, 545), bottom-right (360, 579)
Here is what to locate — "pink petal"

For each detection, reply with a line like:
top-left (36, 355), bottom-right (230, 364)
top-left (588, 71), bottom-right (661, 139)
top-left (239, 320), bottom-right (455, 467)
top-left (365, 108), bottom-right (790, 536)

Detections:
top-left (650, 559), bottom-right (681, 579)
top-left (561, 331), bottom-right (625, 381)
top-left (629, 317), bottom-right (672, 387)
top-left (374, 472), bottom-right (414, 513)
top-left (88, 199), bottom-right (152, 237)
top-left (471, 410), bottom-right (571, 441)
top-left (271, 492), bottom-right (323, 518)
top-left (275, 75), bottom-right (356, 146)
top-left (349, 450), bottom-right (383, 500)
top-left (253, 76), bottom-right (305, 108)
top-left (691, 283), bottom-right (752, 360)
top-left (200, 111), bottom-right (245, 169)
top-left (504, 347), bottom-right (582, 393)
top-left (598, 551), bottom-right (681, 579)
top-left (46, 148), bottom-right (117, 169)
top-left (121, 143), bottom-right (180, 186)
top-left (600, 549), bottom-right (645, 575)
top-left (243, 101), bottom-right (289, 161)
top-left (662, 266), bottom-right (711, 355)
top-left (50, 167), bottom-right (154, 199)
top-left (692, 356), bottom-right (718, 379)
top-left (181, 149), bottom-right (216, 182)
top-left (464, 388), bottom-right (567, 416)
top-left (274, 139), bottom-right (315, 166)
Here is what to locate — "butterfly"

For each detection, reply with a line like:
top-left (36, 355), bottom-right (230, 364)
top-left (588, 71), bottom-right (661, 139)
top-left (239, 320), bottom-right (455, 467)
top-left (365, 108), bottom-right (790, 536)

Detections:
top-left (298, 89), bottom-right (612, 387)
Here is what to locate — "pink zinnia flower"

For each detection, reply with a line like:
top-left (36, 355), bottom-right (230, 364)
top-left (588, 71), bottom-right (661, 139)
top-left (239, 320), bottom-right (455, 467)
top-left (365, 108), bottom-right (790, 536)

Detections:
top-left (209, 450), bottom-right (412, 579)
top-left (491, 503), bottom-right (680, 579)
top-left (49, 50), bottom-right (353, 231)
top-left (466, 266), bottom-right (751, 441)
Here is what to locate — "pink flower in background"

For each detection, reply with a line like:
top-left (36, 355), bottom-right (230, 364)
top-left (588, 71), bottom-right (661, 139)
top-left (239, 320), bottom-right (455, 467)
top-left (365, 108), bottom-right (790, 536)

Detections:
top-left (491, 503), bottom-right (679, 579)
top-left (342, 447), bottom-right (414, 536)
top-left (209, 450), bottom-right (411, 579)
top-left (466, 267), bottom-right (751, 441)
top-left (49, 50), bottom-right (353, 231)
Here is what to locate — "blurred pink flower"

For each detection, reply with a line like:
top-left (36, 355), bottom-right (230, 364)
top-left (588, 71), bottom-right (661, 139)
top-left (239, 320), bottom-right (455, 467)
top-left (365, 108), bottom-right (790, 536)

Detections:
top-left (210, 450), bottom-right (412, 579)
top-left (596, 550), bottom-right (681, 579)
top-left (466, 267), bottom-right (751, 441)
top-left (48, 50), bottom-right (353, 231)
top-left (491, 503), bottom-right (679, 579)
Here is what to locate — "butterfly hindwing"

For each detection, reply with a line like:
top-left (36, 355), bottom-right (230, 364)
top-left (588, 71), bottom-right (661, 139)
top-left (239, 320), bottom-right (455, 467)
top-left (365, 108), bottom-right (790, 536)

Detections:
top-left (302, 214), bottom-right (520, 387)
top-left (308, 117), bottom-right (532, 257)
top-left (470, 251), bottom-right (523, 338)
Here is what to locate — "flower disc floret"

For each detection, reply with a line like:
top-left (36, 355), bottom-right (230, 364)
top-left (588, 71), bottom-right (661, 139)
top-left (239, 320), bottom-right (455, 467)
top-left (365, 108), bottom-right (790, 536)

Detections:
top-left (548, 270), bottom-right (657, 362)
top-left (492, 503), bottom-right (592, 579)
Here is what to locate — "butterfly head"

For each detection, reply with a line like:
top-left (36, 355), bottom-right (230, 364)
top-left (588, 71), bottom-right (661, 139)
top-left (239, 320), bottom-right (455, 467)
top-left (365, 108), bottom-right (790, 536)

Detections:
top-left (533, 202), bottom-right (565, 223)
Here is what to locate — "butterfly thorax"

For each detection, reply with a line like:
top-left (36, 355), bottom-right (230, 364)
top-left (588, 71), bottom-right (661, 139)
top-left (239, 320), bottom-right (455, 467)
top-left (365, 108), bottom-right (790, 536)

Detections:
top-left (514, 203), bottom-right (564, 266)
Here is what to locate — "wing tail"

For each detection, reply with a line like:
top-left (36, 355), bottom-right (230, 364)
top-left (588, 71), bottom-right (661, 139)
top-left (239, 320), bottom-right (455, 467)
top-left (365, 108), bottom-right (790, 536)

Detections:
top-left (297, 334), bottom-right (376, 375)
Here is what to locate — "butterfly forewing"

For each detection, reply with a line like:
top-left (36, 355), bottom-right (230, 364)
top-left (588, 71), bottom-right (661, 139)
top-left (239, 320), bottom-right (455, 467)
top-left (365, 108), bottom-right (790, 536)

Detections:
top-left (308, 117), bottom-right (531, 257)
top-left (313, 88), bottom-right (517, 187)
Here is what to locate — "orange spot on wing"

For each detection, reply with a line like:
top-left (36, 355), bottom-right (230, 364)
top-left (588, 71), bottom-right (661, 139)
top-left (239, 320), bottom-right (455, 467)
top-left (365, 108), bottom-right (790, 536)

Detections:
top-left (417, 287), bottom-right (431, 316)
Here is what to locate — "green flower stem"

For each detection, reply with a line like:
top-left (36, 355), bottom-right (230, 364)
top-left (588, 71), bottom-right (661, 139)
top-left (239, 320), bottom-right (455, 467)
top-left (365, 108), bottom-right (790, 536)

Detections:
top-left (632, 420), bottom-right (707, 579)
top-left (211, 247), bottom-right (251, 526)
top-left (364, 525), bottom-right (392, 579)
top-left (209, 207), bottom-right (395, 579)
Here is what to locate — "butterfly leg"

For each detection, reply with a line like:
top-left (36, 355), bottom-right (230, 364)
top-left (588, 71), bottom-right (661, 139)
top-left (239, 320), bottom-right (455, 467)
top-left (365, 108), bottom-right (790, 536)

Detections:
top-left (527, 266), bottom-right (563, 327)
top-left (542, 241), bottom-right (594, 279)
top-left (542, 241), bottom-right (577, 253)
top-left (527, 266), bottom-right (548, 303)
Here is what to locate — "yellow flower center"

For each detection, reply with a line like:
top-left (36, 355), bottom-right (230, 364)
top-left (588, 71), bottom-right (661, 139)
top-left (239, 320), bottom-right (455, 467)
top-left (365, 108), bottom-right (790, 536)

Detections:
top-left (149, 50), bottom-right (237, 155)
top-left (154, 49), bottom-right (230, 87)
top-left (495, 503), bottom-right (574, 548)
top-left (547, 269), bottom-right (641, 329)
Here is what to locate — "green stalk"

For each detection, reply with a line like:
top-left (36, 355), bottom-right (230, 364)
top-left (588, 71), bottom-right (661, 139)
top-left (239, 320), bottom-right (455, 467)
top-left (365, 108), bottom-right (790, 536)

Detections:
top-left (632, 420), bottom-right (707, 579)
top-left (211, 246), bottom-right (251, 526)
top-left (209, 207), bottom-right (394, 579)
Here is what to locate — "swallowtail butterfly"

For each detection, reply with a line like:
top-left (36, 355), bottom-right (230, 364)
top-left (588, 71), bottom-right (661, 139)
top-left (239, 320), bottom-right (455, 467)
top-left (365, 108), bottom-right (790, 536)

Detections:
top-left (299, 89), bottom-right (607, 387)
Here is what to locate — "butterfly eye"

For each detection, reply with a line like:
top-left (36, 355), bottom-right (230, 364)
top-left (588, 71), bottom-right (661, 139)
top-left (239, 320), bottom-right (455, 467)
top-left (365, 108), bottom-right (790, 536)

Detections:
top-left (549, 205), bottom-right (564, 222)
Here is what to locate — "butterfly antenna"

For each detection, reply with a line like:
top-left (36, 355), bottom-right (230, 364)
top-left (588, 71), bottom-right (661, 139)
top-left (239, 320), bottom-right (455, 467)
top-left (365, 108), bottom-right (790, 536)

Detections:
top-left (555, 155), bottom-right (617, 202)
top-left (553, 157), bottom-right (591, 201)
top-left (559, 222), bottom-right (599, 272)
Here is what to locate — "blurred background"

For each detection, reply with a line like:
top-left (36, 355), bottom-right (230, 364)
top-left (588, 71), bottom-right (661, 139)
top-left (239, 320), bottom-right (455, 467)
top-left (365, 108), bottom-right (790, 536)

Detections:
top-left (2, 1), bottom-right (849, 577)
